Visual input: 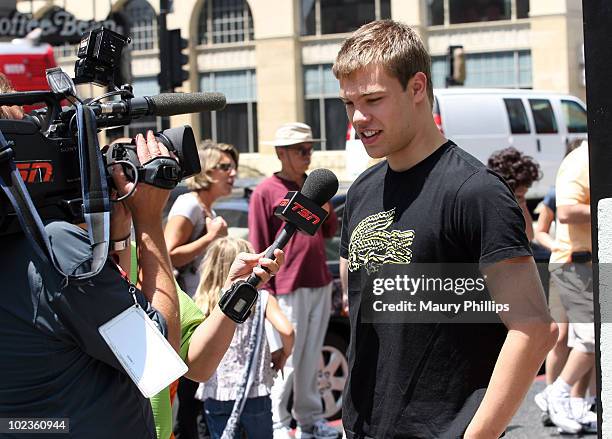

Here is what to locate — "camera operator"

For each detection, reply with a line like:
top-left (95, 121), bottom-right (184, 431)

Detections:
top-left (0, 129), bottom-right (179, 437)
top-left (0, 120), bottom-right (283, 438)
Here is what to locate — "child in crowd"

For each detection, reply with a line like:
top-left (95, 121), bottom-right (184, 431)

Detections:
top-left (194, 237), bottom-right (294, 439)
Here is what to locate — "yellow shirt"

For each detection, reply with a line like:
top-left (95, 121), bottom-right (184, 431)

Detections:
top-left (550, 144), bottom-right (591, 264)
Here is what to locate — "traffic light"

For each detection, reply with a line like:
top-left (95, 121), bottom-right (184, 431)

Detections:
top-left (159, 28), bottom-right (188, 92)
top-left (168, 29), bottom-right (189, 89)
top-left (446, 45), bottom-right (466, 87)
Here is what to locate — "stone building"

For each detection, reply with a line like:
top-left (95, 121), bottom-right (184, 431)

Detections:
top-left (6, 0), bottom-right (586, 180)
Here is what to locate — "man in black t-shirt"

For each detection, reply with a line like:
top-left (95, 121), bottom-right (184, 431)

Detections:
top-left (332, 21), bottom-right (558, 438)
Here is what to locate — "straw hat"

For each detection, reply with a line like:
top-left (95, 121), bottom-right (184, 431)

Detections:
top-left (262, 122), bottom-right (323, 147)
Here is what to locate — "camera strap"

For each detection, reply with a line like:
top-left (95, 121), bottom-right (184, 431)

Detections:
top-left (74, 103), bottom-right (111, 279)
top-left (0, 105), bottom-right (110, 283)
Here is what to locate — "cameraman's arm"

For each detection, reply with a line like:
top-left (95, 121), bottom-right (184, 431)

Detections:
top-left (113, 131), bottom-right (180, 352)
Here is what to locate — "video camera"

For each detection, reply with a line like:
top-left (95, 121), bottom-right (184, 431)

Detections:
top-left (0, 27), bottom-right (226, 237)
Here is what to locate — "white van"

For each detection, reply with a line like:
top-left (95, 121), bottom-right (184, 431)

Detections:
top-left (346, 88), bottom-right (588, 199)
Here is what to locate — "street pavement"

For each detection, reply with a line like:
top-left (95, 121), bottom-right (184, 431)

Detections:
top-left (320, 376), bottom-right (598, 438)
top-left (505, 376), bottom-right (597, 438)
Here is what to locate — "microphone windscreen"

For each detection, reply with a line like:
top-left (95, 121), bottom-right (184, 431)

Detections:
top-left (301, 168), bottom-right (339, 206)
top-left (148, 92), bottom-right (226, 116)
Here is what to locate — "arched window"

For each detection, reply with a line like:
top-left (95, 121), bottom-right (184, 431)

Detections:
top-left (301, 0), bottom-right (391, 36)
top-left (197, 0), bottom-right (254, 45)
top-left (124, 0), bottom-right (157, 51)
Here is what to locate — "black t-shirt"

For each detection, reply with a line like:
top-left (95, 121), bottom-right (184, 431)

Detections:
top-left (340, 141), bottom-right (532, 438)
top-left (0, 221), bottom-right (164, 438)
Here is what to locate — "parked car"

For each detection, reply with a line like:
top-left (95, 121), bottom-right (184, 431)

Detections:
top-left (165, 184), bottom-right (349, 421)
top-left (346, 88), bottom-right (588, 200)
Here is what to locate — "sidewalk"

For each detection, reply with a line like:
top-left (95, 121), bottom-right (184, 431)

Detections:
top-left (294, 376), bottom-right (597, 438)
top-left (505, 376), bottom-right (596, 438)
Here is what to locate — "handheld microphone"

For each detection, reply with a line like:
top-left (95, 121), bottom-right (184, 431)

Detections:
top-left (257, 168), bottom-right (339, 264)
top-left (218, 168), bottom-right (339, 323)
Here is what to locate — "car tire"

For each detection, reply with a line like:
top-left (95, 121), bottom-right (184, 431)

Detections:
top-left (318, 331), bottom-right (349, 421)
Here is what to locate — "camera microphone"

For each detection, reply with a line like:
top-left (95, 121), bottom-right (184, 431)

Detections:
top-left (95, 92), bottom-right (227, 119)
top-left (141, 92), bottom-right (227, 116)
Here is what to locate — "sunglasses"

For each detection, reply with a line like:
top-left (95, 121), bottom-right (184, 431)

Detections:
top-left (214, 162), bottom-right (236, 172)
top-left (287, 146), bottom-right (314, 157)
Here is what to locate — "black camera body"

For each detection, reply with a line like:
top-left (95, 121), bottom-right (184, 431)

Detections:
top-left (75, 27), bottom-right (130, 87)
top-left (0, 118), bottom-right (82, 234)
top-left (0, 28), bottom-right (203, 237)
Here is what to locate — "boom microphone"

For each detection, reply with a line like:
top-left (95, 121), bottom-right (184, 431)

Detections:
top-left (124, 92), bottom-right (227, 117)
top-left (247, 168), bottom-right (339, 287)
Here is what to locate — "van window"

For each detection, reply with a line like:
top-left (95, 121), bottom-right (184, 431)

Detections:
top-left (561, 100), bottom-right (588, 133)
top-left (503, 98), bottom-right (530, 134)
top-left (528, 99), bottom-right (558, 134)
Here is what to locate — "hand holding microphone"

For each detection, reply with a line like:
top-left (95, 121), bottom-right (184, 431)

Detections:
top-left (218, 168), bottom-right (339, 323)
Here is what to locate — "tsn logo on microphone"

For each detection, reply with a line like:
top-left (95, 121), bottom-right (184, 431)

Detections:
top-left (275, 191), bottom-right (329, 236)
top-left (278, 198), bottom-right (321, 225)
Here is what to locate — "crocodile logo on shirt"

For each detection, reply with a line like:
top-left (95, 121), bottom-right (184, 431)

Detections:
top-left (348, 208), bottom-right (415, 274)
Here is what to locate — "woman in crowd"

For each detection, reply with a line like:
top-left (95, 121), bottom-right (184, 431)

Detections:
top-left (165, 140), bottom-right (239, 296)
top-left (165, 140), bottom-right (239, 439)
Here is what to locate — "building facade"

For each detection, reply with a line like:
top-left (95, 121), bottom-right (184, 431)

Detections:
top-left (9, 0), bottom-right (586, 180)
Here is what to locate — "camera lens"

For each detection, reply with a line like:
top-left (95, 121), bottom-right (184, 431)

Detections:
top-left (155, 125), bottom-right (200, 179)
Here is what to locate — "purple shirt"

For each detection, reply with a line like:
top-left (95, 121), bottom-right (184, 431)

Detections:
top-left (248, 173), bottom-right (337, 295)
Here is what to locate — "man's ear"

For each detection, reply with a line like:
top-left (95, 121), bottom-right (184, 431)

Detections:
top-left (410, 72), bottom-right (429, 105)
top-left (275, 147), bottom-right (283, 160)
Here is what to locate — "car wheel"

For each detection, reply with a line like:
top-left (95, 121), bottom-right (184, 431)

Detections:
top-left (318, 332), bottom-right (349, 421)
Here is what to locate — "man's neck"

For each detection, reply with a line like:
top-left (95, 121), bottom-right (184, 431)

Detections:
top-left (387, 119), bottom-right (447, 172)
top-left (277, 170), bottom-right (305, 187)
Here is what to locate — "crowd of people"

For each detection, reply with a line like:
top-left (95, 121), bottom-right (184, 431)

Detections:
top-left (0, 17), bottom-right (598, 439)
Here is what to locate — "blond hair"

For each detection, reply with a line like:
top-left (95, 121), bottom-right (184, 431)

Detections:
top-left (194, 237), bottom-right (253, 318)
top-left (332, 20), bottom-right (434, 106)
top-left (0, 72), bottom-right (13, 93)
top-left (186, 139), bottom-right (239, 191)
top-left (0, 73), bottom-right (24, 120)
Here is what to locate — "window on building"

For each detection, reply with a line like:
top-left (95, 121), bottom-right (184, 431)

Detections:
top-left (197, 0), bottom-right (254, 45)
top-left (430, 0), bottom-right (529, 25)
top-left (516, 0), bottom-right (529, 19)
top-left (303, 64), bottom-right (348, 151)
top-left (431, 50), bottom-right (532, 89)
top-left (106, 77), bottom-right (161, 143)
top-left (199, 70), bottom-right (258, 153)
top-left (529, 99), bottom-right (558, 134)
top-left (428, 0), bottom-right (444, 26)
top-left (124, 0), bottom-right (157, 51)
top-left (450, 0), bottom-right (510, 23)
top-left (561, 100), bottom-right (587, 133)
top-left (301, 0), bottom-right (391, 36)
